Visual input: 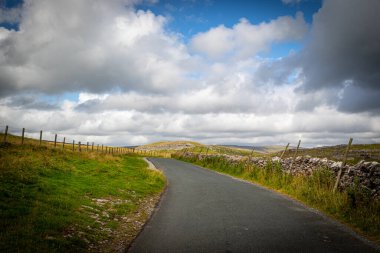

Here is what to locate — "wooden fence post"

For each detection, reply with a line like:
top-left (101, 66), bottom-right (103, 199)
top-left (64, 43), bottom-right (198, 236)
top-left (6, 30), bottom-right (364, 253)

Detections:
top-left (79, 141), bottom-right (81, 152)
top-left (62, 137), bottom-right (66, 150)
top-left (289, 140), bottom-right (301, 171)
top-left (280, 143), bottom-right (290, 159)
top-left (72, 140), bottom-right (75, 151)
top-left (102, 144), bottom-right (104, 153)
top-left (39, 130), bottom-right (43, 145)
top-left (3, 125), bottom-right (8, 143)
top-left (21, 128), bottom-right (25, 145)
top-left (333, 138), bottom-right (353, 193)
top-left (86, 142), bottom-right (89, 152)
top-left (54, 134), bottom-right (57, 147)
top-left (92, 142), bottom-right (94, 151)
top-left (97, 144), bottom-right (99, 152)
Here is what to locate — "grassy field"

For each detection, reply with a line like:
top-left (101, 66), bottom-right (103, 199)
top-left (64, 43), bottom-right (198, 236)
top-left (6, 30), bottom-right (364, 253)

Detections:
top-left (173, 153), bottom-right (380, 243)
top-left (0, 141), bottom-right (165, 252)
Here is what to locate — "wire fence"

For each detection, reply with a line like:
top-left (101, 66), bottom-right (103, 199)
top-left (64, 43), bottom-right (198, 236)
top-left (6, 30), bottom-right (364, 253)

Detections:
top-left (0, 124), bottom-right (155, 156)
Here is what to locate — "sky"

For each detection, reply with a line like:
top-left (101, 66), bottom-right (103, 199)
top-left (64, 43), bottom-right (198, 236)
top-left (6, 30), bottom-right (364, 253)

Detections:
top-left (0, 0), bottom-right (379, 147)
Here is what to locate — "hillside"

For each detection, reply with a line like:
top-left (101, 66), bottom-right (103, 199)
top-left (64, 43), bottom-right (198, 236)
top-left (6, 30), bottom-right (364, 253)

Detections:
top-left (136, 141), bottom-right (203, 151)
top-left (221, 145), bottom-right (287, 154)
top-left (0, 137), bottom-right (165, 252)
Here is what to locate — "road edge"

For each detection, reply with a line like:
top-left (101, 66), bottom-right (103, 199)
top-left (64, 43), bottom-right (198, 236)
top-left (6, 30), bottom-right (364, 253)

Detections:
top-left (143, 157), bottom-right (160, 171)
top-left (126, 158), bottom-right (169, 252)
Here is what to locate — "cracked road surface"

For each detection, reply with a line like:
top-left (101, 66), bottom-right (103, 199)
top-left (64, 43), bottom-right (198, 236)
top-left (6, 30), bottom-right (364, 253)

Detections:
top-left (128, 158), bottom-right (379, 253)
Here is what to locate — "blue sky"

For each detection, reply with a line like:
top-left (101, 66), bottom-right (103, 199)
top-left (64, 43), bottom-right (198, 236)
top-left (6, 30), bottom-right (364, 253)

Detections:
top-left (140, 0), bottom-right (321, 57)
top-left (0, 0), bottom-right (379, 146)
top-left (141, 0), bottom-right (321, 33)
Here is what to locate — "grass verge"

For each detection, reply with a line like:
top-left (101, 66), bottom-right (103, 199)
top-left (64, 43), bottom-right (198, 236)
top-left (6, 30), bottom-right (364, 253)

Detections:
top-left (0, 142), bottom-right (165, 252)
top-left (173, 153), bottom-right (380, 243)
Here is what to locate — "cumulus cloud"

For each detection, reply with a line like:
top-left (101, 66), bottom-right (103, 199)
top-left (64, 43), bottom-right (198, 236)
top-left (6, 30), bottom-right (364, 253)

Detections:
top-left (0, 0), bottom-right (196, 96)
top-left (0, 0), bottom-right (379, 146)
top-left (2, 94), bottom-right (58, 110)
top-left (190, 12), bottom-right (307, 60)
top-left (296, 0), bottom-right (380, 114)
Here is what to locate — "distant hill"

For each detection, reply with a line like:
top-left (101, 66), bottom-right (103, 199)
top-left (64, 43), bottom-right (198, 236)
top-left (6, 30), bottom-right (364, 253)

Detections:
top-left (136, 141), bottom-right (203, 151)
top-left (220, 145), bottom-right (288, 154)
top-left (136, 142), bottom-right (290, 155)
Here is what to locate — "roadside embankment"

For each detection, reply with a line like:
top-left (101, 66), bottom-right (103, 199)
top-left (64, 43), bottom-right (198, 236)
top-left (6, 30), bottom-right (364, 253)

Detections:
top-left (0, 142), bottom-right (165, 252)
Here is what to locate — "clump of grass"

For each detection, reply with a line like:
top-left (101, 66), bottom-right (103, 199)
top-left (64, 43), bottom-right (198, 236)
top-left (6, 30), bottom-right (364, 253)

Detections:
top-left (173, 153), bottom-right (380, 242)
top-left (0, 142), bottom-right (165, 252)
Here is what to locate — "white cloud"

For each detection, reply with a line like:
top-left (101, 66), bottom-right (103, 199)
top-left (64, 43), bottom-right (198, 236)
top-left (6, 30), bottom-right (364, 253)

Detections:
top-left (190, 25), bottom-right (234, 59)
top-left (0, 0), bottom-right (194, 95)
top-left (1, 99), bottom-right (379, 147)
top-left (190, 12), bottom-right (307, 60)
top-left (0, 0), bottom-right (378, 147)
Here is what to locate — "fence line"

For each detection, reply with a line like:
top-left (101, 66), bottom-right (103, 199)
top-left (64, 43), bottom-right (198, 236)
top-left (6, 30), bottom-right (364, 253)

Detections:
top-left (0, 124), bottom-right (151, 156)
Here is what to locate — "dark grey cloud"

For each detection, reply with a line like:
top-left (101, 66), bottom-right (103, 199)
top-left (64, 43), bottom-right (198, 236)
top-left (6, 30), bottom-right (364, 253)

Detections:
top-left (296, 0), bottom-right (380, 113)
top-left (4, 94), bottom-right (58, 110)
top-left (337, 85), bottom-right (380, 114)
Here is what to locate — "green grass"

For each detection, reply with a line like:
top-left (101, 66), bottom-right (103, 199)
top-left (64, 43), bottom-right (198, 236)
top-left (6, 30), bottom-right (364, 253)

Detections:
top-left (173, 153), bottom-right (380, 242)
top-left (0, 142), bottom-right (165, 252)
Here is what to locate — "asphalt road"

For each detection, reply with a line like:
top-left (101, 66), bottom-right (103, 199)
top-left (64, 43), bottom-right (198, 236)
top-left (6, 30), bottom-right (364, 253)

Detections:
top-left (128, 158), bottom-right (379, 253)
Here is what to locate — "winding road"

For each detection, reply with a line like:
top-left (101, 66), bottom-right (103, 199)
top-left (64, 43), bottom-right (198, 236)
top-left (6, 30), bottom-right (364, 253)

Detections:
top-left (128, 158), bottom-right (379, 253)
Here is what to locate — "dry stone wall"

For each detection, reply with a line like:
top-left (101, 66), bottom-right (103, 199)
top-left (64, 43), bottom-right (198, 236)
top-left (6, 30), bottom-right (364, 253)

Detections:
top-left (183, 152), bottom-right (380, 200)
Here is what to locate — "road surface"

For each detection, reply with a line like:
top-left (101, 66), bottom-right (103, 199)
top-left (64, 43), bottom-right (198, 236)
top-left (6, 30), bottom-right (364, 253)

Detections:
top-left (128, 158), bottom-right (379, 253)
